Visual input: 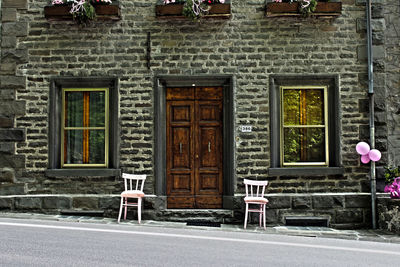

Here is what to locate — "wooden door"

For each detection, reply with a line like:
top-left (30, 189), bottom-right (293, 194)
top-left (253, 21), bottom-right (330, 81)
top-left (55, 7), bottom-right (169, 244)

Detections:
top-left (166, 87), bottom-right (223, 209)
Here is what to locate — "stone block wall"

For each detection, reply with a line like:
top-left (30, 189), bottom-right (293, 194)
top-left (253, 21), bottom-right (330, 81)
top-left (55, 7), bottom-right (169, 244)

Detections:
top-left (377, 196), bottom-right (400, 234)
top-left (0, 0), bottom-right (28, 198)
top-left (0, 0), bottom-right (394, 227)
top-left (383, 0), bottom-right (400, 167)
top-left (0, 193), bottom-right (372, 228)
top-left (16, 1), bottom-right (370, 190)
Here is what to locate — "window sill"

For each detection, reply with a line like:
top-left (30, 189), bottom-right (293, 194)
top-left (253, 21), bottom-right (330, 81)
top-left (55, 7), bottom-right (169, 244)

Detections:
top-left (266, 2), bottom-right (342, 18)
top-left (155, 3), bottom-right (231, 20)
top-left (268, 167), bottom-right (344, 176)
top-left (44, 2), bottom-right (121, 22)
top-left (46, 168), bottom-right (121, 178)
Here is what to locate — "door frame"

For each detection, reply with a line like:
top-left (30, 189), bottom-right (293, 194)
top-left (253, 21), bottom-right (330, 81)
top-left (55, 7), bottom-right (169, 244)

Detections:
top-left (154, 75), bottom-right (235, 209)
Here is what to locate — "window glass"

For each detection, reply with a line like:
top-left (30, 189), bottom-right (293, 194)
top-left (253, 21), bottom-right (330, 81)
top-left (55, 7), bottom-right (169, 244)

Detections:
top-left (62, 88), bottom-right (108, 167)
top-left (281, 87), bottom-right (328, 166)
top-left (65, 92), bottom-right (83, 127)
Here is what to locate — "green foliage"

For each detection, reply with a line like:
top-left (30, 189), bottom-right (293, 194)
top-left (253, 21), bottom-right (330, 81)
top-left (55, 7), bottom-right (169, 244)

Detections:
top-left (384, 166), bottom-right (400, 184)
top-left (182, 0), bottom-right (198, 21)
top-left (73, 2), bottom-right (96, 25)
top-left (182, 0), bottom-right (213, 21)
top-left (299, 0), bottom-right (318, 17)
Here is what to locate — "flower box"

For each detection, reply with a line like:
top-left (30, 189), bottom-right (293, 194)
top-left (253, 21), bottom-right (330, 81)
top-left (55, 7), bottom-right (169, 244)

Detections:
top-left (44, 2), bottom-right (121, 21)
top-left (156, 3), bottom-right (231, 19)
top-left (266, 2), bottom-right (342, 18)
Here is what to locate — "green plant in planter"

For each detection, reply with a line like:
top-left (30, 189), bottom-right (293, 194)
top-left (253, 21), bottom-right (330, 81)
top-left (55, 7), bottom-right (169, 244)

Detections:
top-left (384, 166), bottom-right (400, 185)
top-left (273, 0), bottom-right (321, 17)
top-left (163, 0), bottom-right (225, 21)
top-left (51, 0), bottom-right (112, 24)
top-left (299, 0), bottom-right (318, 17)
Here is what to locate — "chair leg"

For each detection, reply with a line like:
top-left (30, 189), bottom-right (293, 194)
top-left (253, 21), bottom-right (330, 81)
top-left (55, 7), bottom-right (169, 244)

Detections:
top-left (263, 204), bottom-right (266, 230)
top-left (259, 205), bottom-right (262, 227)
top-left (117, 197), bottom-right (124, 223)
top-left (124, 198), bottom-right (128, 220)
top-left (138, 198), bottom-right (142, 224)
top-left (244, 203), bottom-right (249, 229)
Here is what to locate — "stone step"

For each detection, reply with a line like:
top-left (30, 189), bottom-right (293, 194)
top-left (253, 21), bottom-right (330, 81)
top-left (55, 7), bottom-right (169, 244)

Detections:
top-left (150, 209), bottom-right (235, 223)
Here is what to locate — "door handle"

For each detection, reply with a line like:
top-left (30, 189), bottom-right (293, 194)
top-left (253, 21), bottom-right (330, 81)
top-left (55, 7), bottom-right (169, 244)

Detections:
top-left (179, 143), bottom-right (182, 154)
top-left (208, 142), bottom-right (211, 153)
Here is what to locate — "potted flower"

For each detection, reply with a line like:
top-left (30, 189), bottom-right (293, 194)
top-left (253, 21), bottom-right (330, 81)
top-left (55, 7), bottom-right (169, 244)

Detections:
top-left (266, 0), bottom-right (342, 18)
top-left (44, 0), bottom-right (121, 23)
top-left (156, 0), bottom-right (231, 20)
top-left (384, 166), bottom-right (400, 199)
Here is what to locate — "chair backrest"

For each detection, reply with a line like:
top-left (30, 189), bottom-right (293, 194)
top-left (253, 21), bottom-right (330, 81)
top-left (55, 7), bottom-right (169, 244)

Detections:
top-left (243, 179), bottom-right (268, 198)
top-left (122, 173), bottom-right (146, 192)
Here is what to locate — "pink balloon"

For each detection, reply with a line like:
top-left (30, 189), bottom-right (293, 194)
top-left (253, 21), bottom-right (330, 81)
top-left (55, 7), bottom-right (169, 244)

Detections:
top-left (356, 142), bottom-right (370, 155)
top-left (369, 149), bottom-right (381, 162)
top-left (361, 154), bottom-right (370, 164)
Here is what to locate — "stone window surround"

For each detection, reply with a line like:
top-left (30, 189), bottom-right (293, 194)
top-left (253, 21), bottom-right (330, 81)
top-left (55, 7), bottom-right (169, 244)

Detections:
top-left (268, 75), bottom-right (344, 176)
top-left (154, 75), bottom-right (236, 207)
top-left (46, 77), bottom-right (120, 178)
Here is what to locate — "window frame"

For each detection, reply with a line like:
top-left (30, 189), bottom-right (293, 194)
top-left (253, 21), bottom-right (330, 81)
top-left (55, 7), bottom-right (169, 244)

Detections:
top-left (61, 88), bottom-right (110, 168)
top-left (47, 77), bottom-right (120, 177)
top-left (269, 75), bottom-right (343, 176)
top-left (280, 85), bottom-right (329, 167)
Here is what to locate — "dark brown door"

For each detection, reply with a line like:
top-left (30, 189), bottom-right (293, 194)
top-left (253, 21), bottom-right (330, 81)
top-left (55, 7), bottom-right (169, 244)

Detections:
top-left (166, 87), bottom-right (223, 209)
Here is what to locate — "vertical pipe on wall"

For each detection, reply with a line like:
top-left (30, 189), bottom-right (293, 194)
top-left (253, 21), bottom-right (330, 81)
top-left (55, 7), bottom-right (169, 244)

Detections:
top-left (0, 0), bottom-right (2, 58)
top-left (366, 0), bottom-right (376, 229)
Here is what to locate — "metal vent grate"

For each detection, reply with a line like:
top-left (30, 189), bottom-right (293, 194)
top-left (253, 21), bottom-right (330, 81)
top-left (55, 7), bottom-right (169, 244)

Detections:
top-left (60, 210), bottom-right (104, 217)
top-left (285, 216), bottom-right (329, 227)
top-left (186, 221), bottom-right (221, 227)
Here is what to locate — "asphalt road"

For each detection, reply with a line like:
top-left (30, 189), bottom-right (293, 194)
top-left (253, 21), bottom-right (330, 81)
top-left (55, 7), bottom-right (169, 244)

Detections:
top-left (0, 218), bottom-right (400, 267)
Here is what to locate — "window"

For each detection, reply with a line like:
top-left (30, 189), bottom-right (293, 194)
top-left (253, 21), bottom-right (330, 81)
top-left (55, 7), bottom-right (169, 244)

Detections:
top-left (47, 77), bottom-right (120, 177)
top-left (281, 86), bottom-right (328, 166)
top-left (62, 88), bottom-right (109, 167)
top-left (269, 75), bottom-right (343, 176)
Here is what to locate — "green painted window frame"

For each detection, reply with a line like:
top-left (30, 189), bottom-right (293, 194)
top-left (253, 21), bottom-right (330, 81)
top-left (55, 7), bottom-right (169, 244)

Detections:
top-left (280, 86), bottom-right (329, 166)
top-left (61, 88), bottom-right (109, 168)
top-left (268, 75), bottom-right (343, 176)
top-left (47, 77), bottom-right (120, 177)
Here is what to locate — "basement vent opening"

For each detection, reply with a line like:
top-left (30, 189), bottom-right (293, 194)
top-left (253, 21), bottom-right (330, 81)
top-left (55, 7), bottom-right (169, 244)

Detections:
top-left (186, 221), bottom-right (221, 227)
top-left (285, 216), bottom-right (329, 227)
top-left (60, 210), bottom-right (104, 217)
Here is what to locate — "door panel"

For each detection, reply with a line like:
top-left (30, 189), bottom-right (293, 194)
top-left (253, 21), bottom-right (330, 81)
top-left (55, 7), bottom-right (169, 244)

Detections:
top-left (172, 106), bottom-right (191, 122)
top-left (199, 127), bottom-right (219, 168)
top-left (170, 174), bottom-right (192, 192)
top-left (167, 87), bottom-right (223, 209)
top-left (166, 101), bottom-right (194, 201)
top-left (172, 127), bottom-right (190, 169)
top-left (198, 173), bottom-right (219, 190)
top-left (196, 87), bottom-right (223, 100)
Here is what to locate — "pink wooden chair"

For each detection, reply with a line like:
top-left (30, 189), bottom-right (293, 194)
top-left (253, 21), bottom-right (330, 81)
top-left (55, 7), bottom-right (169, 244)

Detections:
top-left (243, 179), bottom-right (269, 230)
top-left (118, 173), bottom-right (146, 224)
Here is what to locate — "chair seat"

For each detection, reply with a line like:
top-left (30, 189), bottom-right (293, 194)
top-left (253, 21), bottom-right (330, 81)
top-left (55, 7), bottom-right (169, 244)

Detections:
top-left (244, 196), bottom-right (269, 204)
top-left (121, 190), bottom-right (145, 198)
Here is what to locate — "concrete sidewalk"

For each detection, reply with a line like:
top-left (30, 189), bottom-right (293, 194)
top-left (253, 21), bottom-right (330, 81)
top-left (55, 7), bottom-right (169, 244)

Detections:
top-left (1, 212), bottom-right (399, 244)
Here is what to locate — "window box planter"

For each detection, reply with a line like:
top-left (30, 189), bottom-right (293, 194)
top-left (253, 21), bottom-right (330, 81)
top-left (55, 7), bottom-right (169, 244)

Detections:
top-left (156, 3), bottom-right (231, 19)
top-left (266, 2), bottom-right (342, 18)
top-left (44, 2), bottom-right (121, 21)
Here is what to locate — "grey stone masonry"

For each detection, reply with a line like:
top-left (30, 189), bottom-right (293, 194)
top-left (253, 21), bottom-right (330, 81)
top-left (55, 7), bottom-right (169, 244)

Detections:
top-left (0, 0), bottom-right (28, 193)
top-left (384, 0), bottom-right (400, 167)
top-left (7, 0), bottom-right (370, 194)
top-left (0, 193), bottom-right (373, 228)
top-left (0, 0), bottom-right (396, 228)
top-left (377, 196), bottom-right (400, 234)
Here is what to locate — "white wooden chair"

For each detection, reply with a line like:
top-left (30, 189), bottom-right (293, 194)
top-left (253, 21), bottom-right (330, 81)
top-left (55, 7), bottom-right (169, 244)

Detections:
top-left (118, 173), bottom-right (146, 224)
top-left (243, 179), bottom-right (269, 230)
